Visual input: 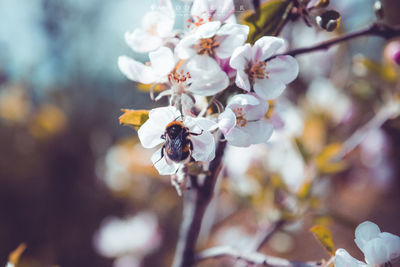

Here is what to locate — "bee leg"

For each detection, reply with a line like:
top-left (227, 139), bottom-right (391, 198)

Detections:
top-left (160, 133), bottom-right (166, 140)
top-left (189, 140), bottom-right (195, 161)
top-left (154, 144), bottom-right (165, 164)
top-left (189, 129), bottom-right (203, 136)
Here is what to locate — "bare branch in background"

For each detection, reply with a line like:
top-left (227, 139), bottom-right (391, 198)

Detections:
top-left (268, 22), bottom-right (400, 60)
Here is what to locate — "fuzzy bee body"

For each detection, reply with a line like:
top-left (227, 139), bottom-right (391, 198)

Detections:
top-left (159, 120), bottom-right (202, 163)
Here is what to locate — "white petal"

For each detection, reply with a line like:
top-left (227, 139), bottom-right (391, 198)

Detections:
top-left (355, 221), bottom-right (381, 253)
top-left (191, 131), bottom-right (216, 162)
top-left (191, 0), bottom-right (209, 18)
top-left (138, 106), bottom-right (180, 148)
top-left (230, 44), bottom-right (252, 70)
top-left (253, 36), bottom-right (285, 61)
top-left (149, 47), bottom-right (175, 77)
top-left (186, 55), bottom-right (229, 96)
top-left (193, 117), bottom-right (218, 131)
top-left (227, 93), bottom-right (260, 108)
top-left (253, 76), bottom-right (286, 100)
top-left (212, 0), bottom-right (235, 23)
top-left (241, 120), bottom-right (273, 144)
top-left (125, 30), bottom-right (163, 53)
top-left (243, 96), bottom-right (269, 121)
top-left (118, 56), bottom-right (156, 84)
top-left (151, 148), bottom-right (180, 175)
top-left (371, 232), bottom-right (400, 263)
top-left (215, 24), bottom-right (249, 59)
top-left (142, 10), bottom-right (174, 37)
top-left (225, 127), bottom-right (251, 147)
top-left (334, 248), bottom-right (367, 267)
top-left (196, 21), bottom-right (221, 38)
top-left (218, 109), bottom-right (236, 135)
top-left (267, 55), bottom-right (299, 84)
top-left (175, 35), bottom-right (198, 59)
top-left (235, 69), bottom-right (251, 91)
top-left (363, 237), bottom-right (391, 266)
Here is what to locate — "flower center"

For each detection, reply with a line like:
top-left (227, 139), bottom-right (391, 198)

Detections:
top-left (233, 107), bottom-right (247, 127)
top-left (194, 36), bottom-right (219, 57)
top-left (168, 69), bottom-right (192, 94)
top-left (248, 61), bottom-right (270, 85)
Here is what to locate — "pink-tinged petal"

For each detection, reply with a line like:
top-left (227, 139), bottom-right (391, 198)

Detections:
top-left (377, 232), bottom-right (400, 263)
top-left (218, 109), bottom-right (236, 135)
top-left (243, 95), bottom-right (269, 120)
top-left (363, 237), bottom-right (391, 266)
top-left (230, 44), bottom-right (252, 70)
top-left (241, 120), bottom-right (273, 144)
top-left (253, 36), bottom-right (285, 61)
top-left (215, 56), bottom-right (236, 78)
top-left (196, 21), bottom-right (221, 38)
top-left (191, 0), bottom-right (209, 18)
top-left (138, 106), bottom-right (180, 148)
top-left (190, 131), bottom-right (216, 162)
top-left (225, 127), bottom-right (251, 147)
top-left (334, 249), bottom-right (367, 267)
top-left (149, 47), bottom-right (175, 77)
top-left (227, 93), bottom-right (260, 108)
top-left (213, 0), bottom-right (235, 23)
top-left (142, 9), bottom-right (174, 37)
top-left (215, 24), bottom-right (249, 59)
top-left (151, 148), bottom-right (180, 175)
top-left (253, 77), bottom-right (286, 100)
top-left (355, 221), bottom-right (381, 253)
top-left (267, 55), bottom-right (299, 84)
top-left (125, 30), bottom-right (163, 53)
top-left (235, 69), bottom-right (251, 92)
top-left (175, 35), bottom-right (198, 59)
top-left (186, 55), bottom-right (229, 96)
top-left (118, 56), bottom-right (156, 84)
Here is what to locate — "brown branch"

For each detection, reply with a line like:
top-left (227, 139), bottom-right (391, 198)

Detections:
top-left (268, 22), bottom-right (400, 60)
top-left (196, 245), bottom-right (321, 267)
top-left (172, 137), bottom-right (227, 267)
top-left (253, 219), bottom-right (286, 251)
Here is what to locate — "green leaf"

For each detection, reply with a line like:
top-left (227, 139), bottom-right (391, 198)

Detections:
top-left (239, 0), bottom-right (293, 43)
top-left (119, 109), bottom-right (149, 130)
top-left (310, 225), bottom-right (335, 255)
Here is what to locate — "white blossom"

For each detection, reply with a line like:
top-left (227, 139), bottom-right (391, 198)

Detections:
top-left (230, 36), bottom-right (299, 100)
top-left (190, 0), bottom-right (236, 25)
top-left (138, 106), bottom-right (216, 175)
top-left (124, 0), bottom-right (175, 53)
top-left (217, 94), bottom-right (273, 147)
top-left (176, 21), bottom-right (249, 61)
top-left (335, 221), bottom-right (400, 267)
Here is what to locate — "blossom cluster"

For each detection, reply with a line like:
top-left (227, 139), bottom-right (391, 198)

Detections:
top-left (119, 0), bottom-right (299, 175)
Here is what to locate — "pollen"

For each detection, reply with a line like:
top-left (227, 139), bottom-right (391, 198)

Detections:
top-left (186, 15), bottom-right (211, 28)
top-left (248, 61), bottom-right (270, 85)
top-left (194, 36), bottom-right (220, 57)
top-left (233, 107), bottom-right (248, 127)
top-left (168, 69), bottom-right (192, 84)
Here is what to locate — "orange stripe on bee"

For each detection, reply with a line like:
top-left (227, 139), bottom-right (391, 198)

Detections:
top-left (183, 144), bottom-right (190, 152)
top-left (166, 120), bottom-right (185, 128)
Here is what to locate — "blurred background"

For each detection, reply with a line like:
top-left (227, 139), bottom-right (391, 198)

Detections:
top-left (0, 0), bottom-right (400, 266)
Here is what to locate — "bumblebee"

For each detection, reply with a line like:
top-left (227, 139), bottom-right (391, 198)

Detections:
top-left (159, 120), bottom-right (203, 163)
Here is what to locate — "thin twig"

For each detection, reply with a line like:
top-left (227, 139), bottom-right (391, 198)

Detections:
top-left (172, 137), bottom-right (227, 267)
top-left (268, 22), bottom-right (400, 60)
top-left (253, 219), bottom-right (286, 251)
top-left (196, 245), bottom-right (320, 267)
top-left (253, 0), bottom-right (260, 11)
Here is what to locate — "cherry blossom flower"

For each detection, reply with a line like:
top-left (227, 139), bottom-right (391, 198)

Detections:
top-left (118, 46), bottom-right (175, 84)
top-left (335, 221), bottom-right (400, 267)
top-left (217, 94), bottom-right (273, 147)
top-left (230, 36), bottom-right (299, 100)
top-left (189, 0), bottom-right (236, 26)
top-left (124, 0), bottom-right (175, 53)
top-left (138, 106), bottom-right (216, 175)
top-left (176, 21), bottom-right (249, 61)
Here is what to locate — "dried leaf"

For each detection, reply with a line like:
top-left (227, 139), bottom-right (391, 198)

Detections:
top-left (310, 225), bottom-right (335, 255)
top-left (239, 0), bottom-right (293, 43)
top-left (9, 243), bottom-right (27, 265)
top-left (119, 109), bottom-right (149, 130)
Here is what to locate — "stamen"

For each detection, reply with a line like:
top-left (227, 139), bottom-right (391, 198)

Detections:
top-left (194, 36), bottom-right (220, 57)
top-left (248, 61), bottom-right (270, 85)
top-left (233, 107), bottom-right (248, 127)
top-left (186, 15), bottom-right (212, 28)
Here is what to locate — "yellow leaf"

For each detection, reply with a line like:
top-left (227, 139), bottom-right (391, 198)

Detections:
top-left (301, 116), bottom-right (326, 155)
top-left (119, 109), bottom-right (149, 130)
top-left (316, 143), bottom-right (348, 174)
top-left (9, 243), bottom-right (27, 265)
top-left (297, 181), bottom-right (312, 199)
top-left (239, 0), bottom-right (293, 43)
top-left (310, 225), bottom-right (335, 255)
